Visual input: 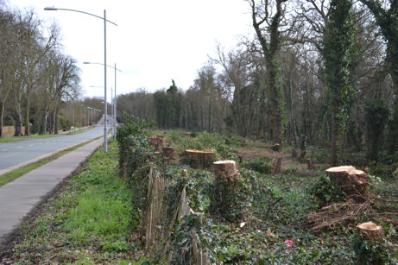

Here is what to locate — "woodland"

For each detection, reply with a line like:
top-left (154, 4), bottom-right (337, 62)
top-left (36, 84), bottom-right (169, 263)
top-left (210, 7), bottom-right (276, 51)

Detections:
top-left (0, 0), bottom-right (397, 264)
top-left (0, 2), bottom-right (103, 136)
top-left (118, 0), bottom-right (398, 168)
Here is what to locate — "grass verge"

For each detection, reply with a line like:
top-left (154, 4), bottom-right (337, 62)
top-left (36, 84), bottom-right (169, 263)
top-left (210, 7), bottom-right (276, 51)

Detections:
top-left (0, 139), bottom-right (96, 186)
top-left (0, 142), bottom-right (142, 264)
top-left (0, 127), bottom-right (90, 143)
top-left (0, 134), bottom-right (57, 143)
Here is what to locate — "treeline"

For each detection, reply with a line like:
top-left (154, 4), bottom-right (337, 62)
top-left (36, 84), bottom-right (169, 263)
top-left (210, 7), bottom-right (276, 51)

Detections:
top-left (118, 0), bottom-right (397, 165)
top-left (0, 4), bottom-right (84, 136)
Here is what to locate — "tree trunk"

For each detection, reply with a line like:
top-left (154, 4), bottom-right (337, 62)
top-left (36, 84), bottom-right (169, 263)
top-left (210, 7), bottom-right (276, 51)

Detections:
top-left (0, 102), bottom-right (4, 137)
top-left (24, 90), bottom-right (30, 136)
top-left (14, 99), bottom-right (23, 136)
top-left (267, 59), bottom-right (283, 145)
top-left (387, 42), bottom-right (398, 153)
top-left (41, 109), bottom-right (49, 135)
top-left (53, 107), bottom-right (59, 134)
top-left (330, 111), bottom-right (338, 166)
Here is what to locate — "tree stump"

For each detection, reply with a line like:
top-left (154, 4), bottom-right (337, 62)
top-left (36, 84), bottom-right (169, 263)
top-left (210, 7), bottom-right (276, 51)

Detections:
top-left (271, 157), bottom-right (283, 175)
top-left (183, 132), bottom-right (195, 138)
top-left (210, 160), bottom-right (250, 222)
top-left (162, 147), bottom-right (176, 160)
top-left (182, 149), bottom-right (215, 169)
top-left (325, 166), bottom-right (368, 195)
top-left (271, 143), bottom-right (280, 152)
top-left (148, 136), bottom-right (164, 151)
top-left (306, 159), bottom-right (315, 170)
top-left (213, 160), bottom-right (239, 180)
top-left (298, 150), bottom-right (306, 163)
top-left (356, 221), bottom-right (384, 242)
top-left (292, 149), bottom-right (297, 158)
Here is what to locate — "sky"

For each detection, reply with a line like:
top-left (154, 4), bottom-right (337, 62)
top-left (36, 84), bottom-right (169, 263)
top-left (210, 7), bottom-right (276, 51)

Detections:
top-left (6, 0), bottom-right (253, 100)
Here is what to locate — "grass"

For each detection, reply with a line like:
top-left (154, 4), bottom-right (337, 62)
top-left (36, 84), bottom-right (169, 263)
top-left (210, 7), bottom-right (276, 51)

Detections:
top-left (0, 133), bottom-right (57, 143)
top-left (0, 139), bottom-right (96, 186)
top-left (1, 142), bottom-right (140, 264)
top-left (0, 127), bottom-right (90, 144)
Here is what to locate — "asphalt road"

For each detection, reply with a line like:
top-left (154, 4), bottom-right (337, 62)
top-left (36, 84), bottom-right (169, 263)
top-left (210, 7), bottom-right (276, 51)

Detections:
top-left (0, 125), bottom-right (106, 171)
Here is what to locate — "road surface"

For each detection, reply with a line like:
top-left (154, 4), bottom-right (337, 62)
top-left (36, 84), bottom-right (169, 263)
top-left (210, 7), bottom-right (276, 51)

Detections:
top-left (0, 125), bottom-right (108, 171)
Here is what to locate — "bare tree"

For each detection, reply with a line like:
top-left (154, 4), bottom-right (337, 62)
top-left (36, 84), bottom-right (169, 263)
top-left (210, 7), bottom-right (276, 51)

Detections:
top-left (248, 0), bottom-right (289, 144)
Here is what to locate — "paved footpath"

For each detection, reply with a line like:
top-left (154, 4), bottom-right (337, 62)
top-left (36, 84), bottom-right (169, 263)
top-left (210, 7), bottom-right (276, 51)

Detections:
top-left (0, 138), bottom-right (103, 246)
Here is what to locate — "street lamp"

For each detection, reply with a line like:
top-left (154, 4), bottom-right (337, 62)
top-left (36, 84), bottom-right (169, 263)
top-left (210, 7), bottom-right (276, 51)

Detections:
top-left (44, 7), bottom-right (117, 152)
top-left (84, 62), bottom-right (121, 139)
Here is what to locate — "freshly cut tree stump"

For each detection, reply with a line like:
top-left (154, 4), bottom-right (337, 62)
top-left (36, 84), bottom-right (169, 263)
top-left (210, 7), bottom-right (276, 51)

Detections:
top-left (183, 149), bottom-right (215, 169)
top-left (210, 160), bottom-right (250, 222)
top-left (326, 166), bottom-right (368, 195)
top-left (183, 132), bottom-right (195, 138)
top-left (148, 136), bottom-right (164, 151)
top-left (162, 147), bottom-right (176, 160)
top-left (356, 221), bottom-right (384, 242)
top-left (213, 160), bottom-right (239, 180)
top-left (271, 157), bottom-right (282, 175)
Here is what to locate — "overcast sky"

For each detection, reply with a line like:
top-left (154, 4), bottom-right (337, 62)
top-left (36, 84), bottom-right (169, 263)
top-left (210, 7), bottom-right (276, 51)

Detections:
top-left (6, 0), bottom-right (252, 99)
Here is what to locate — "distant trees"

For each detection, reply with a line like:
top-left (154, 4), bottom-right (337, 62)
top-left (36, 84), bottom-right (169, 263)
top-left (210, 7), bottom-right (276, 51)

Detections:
top-left (0, 5), bottom-right (83, 136)
top-left (359, 0), bottom-right (398, 153)
top-left (153, 80), bottom-right (183, 129)
top-left (117, 0), bottom-right (397, 164)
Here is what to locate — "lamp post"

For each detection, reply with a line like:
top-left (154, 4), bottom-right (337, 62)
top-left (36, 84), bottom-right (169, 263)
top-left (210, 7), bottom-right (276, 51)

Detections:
top-left (44, 7), bottom-right (117, 152)
top-left (84, 62), bottom-right (121, 139)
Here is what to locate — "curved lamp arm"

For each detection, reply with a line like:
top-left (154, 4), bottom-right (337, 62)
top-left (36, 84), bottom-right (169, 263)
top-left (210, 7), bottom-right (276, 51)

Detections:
top-left (44, 7), bottom-right (118, 26)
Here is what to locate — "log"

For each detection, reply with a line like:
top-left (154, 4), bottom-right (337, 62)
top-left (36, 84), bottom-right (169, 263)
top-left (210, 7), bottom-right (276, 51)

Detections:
top-left (162, 147), bottom-right (176, 160)
top-left (213, 160), bottom-right (239, 180)
top-left (356, 221), bottom-right (384, 242)
top-left (325, 166), bottom-right (368, 195)
top-left (148, 136), bottom-right (164, 151)
top-left (271, 157), bottom-right (282, 175)
top-left (183, 149), bottom-right (215, 169)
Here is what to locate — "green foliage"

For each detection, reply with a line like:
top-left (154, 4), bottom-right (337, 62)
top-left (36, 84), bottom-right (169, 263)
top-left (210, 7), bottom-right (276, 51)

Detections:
top-left (186, 170), bottom-right (212, 213)
top-left (117, 113), bottom-right (151, 180)
top-left (166, 130), bottom-right (236, 159)
top-left (250, 170), bottom-right (316, 225)
top-left (169, 214), bottom-right (204, 265)
top-left (210, 172), bottom-right (252, 222)
top-left (369, 163), bottom-right (397, 179)
top-left (309, 175), bottom-right (346, 207)
top-left (365, 100), bottom-right (390, 162)
top-left (324, 0), bottom-right (356, 163)
top-left (241, 157), bottom-right (272, 174)
top-left (153, 80), bottom-right (183, 129)
top-left (352, 233), bottom-right (395, 265)
top-left (59, 115), bottom-right (72, 131)
top-left (116, 112), bottom-right (148, 145)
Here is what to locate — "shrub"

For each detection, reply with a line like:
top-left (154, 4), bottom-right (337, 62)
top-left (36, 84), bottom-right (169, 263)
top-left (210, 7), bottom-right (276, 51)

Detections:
top-left (309, 175), bottom-right (346, 207)
top-left (241, 157), bottom-right (272, 174)
top-left (352, 233), bottom-right (395, 265)
top-left (365, 100), bottom-right (390, 162)
top-left (210, 173), bottom-right (252, 222)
